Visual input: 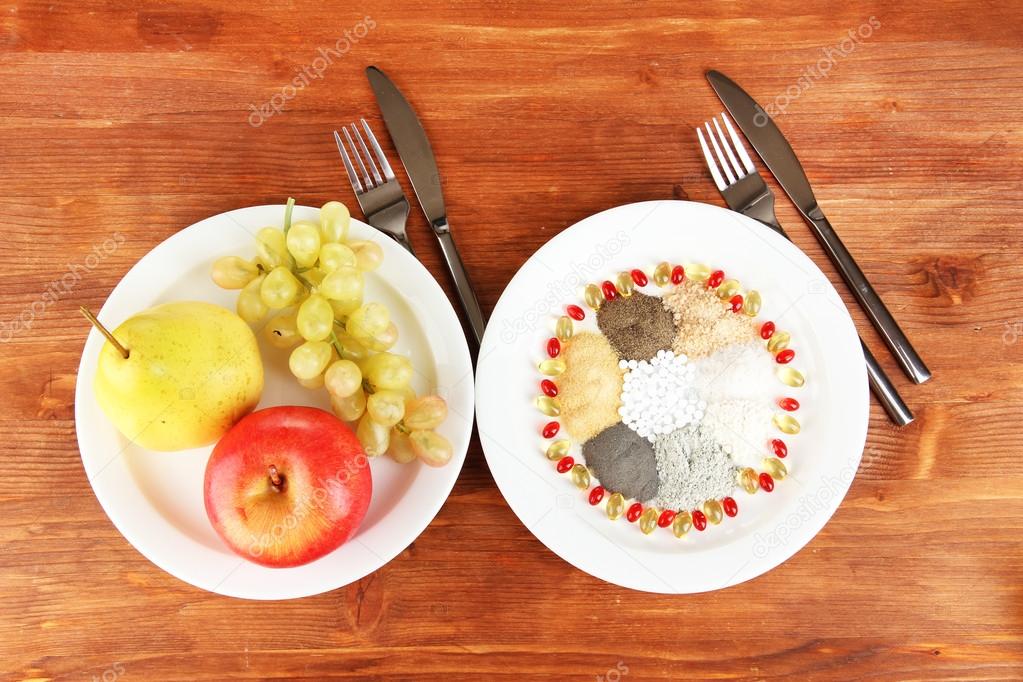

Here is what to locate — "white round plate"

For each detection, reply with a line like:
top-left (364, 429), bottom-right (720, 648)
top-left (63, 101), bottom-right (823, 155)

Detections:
top-left (476, 200), bottom-right (867, 594)
top-left (75, 205), bottom-right (474, 600)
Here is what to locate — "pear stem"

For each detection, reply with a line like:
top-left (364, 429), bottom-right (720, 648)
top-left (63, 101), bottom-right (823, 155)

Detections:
top-left (268, 464), bottom-right (284, 492)
top-left (79, 306), bottom-right (129, 359)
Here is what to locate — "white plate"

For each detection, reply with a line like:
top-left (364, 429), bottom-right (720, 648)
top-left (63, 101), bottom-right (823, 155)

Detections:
top-left (75, 205), bottom-right (474, 600)
top-left (476, 200), bottom-right (867, 594)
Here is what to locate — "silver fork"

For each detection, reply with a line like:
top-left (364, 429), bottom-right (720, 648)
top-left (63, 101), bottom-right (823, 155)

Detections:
top-left (334, 119), bottom-right (414, 254)
top-left (697, 112), bottom-right (914, 427)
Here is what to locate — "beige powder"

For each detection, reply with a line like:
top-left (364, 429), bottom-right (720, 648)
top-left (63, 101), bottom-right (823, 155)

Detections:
top-left (558, 332), bottom-right (624, 442)
top-left (662, 281), bottom-right (757, 358)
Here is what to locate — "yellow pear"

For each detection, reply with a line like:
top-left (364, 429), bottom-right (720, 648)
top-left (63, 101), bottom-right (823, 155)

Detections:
top-left (90, 301), bottom-right (263, 451)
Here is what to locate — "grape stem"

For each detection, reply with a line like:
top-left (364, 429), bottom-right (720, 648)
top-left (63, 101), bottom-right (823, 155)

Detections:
top-left (79, 306), bottom-right (129, 359)
top-left (268, 464), bottom-right (285, 492)
top-left (328, 330), bottom-right (345, 359)
top-left (283, 197), bottom-right (295, 234)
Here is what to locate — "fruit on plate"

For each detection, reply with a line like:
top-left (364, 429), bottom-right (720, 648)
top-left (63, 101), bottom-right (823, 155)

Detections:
top-left (203, 406), bottom-right (372, 568)
top-left (83, 301), bottom-right (263, 451)
top-left (211, 198), bottom-right (454, 467)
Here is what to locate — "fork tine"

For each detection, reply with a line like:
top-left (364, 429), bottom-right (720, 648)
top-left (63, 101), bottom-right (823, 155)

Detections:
top-left (351, 123), bottom-right (384, 187)
top-left (720, 113), bottom-right (755, 175)
top-left (334, 130), bottom-right (365, 194)
top-left (343, 127), bottom-right (373, 188)
top-left (704, 122), bottom-right (736, 185)
top-left (697, 127), bottom-right (727, 192)
top-left (713, 117), bottom-right (744, 179)
top-left (360, 119), bottom-right (395, 181)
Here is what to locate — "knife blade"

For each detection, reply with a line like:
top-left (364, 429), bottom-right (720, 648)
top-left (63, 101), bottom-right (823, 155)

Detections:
top-left (707, 69), bottom-right (931, 385)
top-left (367, 65), bottom-right (486, 347)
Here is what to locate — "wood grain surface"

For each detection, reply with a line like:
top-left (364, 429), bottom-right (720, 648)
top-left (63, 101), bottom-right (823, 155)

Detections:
top-left (3, 1), bottom-right (1023, 680)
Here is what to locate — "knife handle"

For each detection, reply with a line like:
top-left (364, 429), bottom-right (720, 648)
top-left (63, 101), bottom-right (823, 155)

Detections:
top-left (435, 227), bottom-right (485, 348)
top-left (862, 340), bottom-right (914, 426)
top-left (805, 208), bottom-right (931, 384)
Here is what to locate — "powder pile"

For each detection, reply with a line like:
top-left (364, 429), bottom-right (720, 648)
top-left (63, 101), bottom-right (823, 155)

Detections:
top-left (692, 341), bottom-right (777, 404)
top-left (582, 423), bottom-right (659, 502)
top-left (662, 282), bottom-right (757, 358)
top-left (557, 332), bottom-right (624, 442)
top-left (618, 350), bottom-right (703, 442)
top-left (700, 399), bottom-right (775, 469)
top-left (596, 292), bottom-right (676, 362)
top-left (653, 425), bottom-right (738, 511)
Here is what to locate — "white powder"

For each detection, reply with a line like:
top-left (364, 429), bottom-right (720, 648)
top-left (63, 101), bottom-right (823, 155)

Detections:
top-left (691, 341), bottom-right (777, 404)
top-left (618, 350), bottom-right (703, 442)
top-left (653, 425), bottom-right (737, 511)
top-left (701, 399), bottom-right (775, 469)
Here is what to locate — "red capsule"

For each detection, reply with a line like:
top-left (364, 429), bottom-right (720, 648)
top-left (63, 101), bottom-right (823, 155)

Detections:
top-left (723, 497), bottom-right (738, 517)
top-left (547, 337), bottom-right (561, 358)
top-left (691, 509), bottom-right (708, 531)
top-left (657, 509), bottom-right (676, 528)
top-left (729, 294), bottom-right (744, 313)
top-left (601, 280), bottom-right (618, 300)
top-left (540, 380), bottom-right (558, 397)
top-left (670, 265), bottom-right (685, 285)
top-left (759, 472), bottom-right (775, 492)
top-left (760, 321), bottom-right (776, 339)
top-left (626, 502), bottom-right (643, 523)
top-left (566, 304), bottom-right (585, 321)
top-left (771, 438), bottom-right (788, 458)
top-left (588, 486), bottom-right (605, 505)
top-left (630, 269), bottom-right (648, 287)
top-left (707, 270), bottom-right (725, 288)
top-left (775, 349), bottom-right (795, 364)
top-left (778, 397), bottom-right (799, 411)
top-left (556, 456), bottom-right (574, 473)
top-left (542, 421), bottom-right (560, 438)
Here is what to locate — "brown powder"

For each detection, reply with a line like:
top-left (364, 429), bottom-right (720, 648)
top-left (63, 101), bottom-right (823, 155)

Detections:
top-left (662, 281), bottom-right (757, 358)
top-left (596, 292), bottom-right (676, 362)
top-left (558, 332), bottom-right (624, 442)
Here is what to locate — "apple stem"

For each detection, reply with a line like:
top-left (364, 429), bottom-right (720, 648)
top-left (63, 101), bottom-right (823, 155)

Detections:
top-left (268, 464), bottom-right (284, 492)
top-left (79, 306), bottom-right (129, 359)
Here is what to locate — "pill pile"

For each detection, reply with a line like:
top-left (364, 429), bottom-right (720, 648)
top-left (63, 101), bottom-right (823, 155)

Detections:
top-left (617, 350), bottom-right (703, 442)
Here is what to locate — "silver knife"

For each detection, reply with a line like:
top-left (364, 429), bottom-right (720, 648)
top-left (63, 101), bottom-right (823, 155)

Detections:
top-left (366, 65), bottom-right (486, 348)
top-left (707, 70), bottom-right (931, 385)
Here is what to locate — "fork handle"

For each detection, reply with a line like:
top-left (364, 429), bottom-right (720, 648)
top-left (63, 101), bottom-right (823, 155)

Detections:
top-left (435, 227), bottom-right (485, 348)
top-left (804, 208), bottom-right (931, 384)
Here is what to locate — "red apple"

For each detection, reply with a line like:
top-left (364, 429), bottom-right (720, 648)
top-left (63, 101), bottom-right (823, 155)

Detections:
top-left (204, 406), bottom-right (372, 568)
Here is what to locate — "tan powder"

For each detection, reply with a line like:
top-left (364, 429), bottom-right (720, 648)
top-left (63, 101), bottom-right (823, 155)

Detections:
top-left (558, 332), bottom-right (624, 442)
top-left (662, 281), bottom-right (757, 358)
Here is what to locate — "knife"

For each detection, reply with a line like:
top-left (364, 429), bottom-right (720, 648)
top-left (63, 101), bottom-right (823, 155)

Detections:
top-left (707, 70), bottom-right (931, 385)
top-left (366, 65), bottom-right (486, 348)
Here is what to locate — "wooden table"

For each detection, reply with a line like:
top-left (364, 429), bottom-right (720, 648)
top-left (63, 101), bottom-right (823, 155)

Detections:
top-left (4, 2), bottom-right (1022, 679)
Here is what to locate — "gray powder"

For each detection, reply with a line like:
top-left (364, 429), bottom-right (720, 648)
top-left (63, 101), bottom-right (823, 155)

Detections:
top-left (582, 423), bottom-right (659, 502)
top-left (653, 425), bottom-right (737, 511)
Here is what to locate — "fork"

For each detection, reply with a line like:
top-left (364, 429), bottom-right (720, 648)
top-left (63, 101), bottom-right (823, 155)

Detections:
top-left (334, 119), bottom-right (414, 254)
top-left (697, 113), bottom-right (914, 426)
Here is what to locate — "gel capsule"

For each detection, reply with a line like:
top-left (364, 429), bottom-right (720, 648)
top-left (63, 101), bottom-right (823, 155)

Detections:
top-left (687, 263), bottom-right (711, 282)
top-left (723, 497), bottom-right (738, 517)
top-left (584, 283), bottom-right (603, 309)
top-left (691, 509), bottom-right (708, 531)
top-left (767, 330), bottom-right (791, 353)
top-left (567, 304), bottom-right (585, 321)
top-left (570, 463), bottom-right (590, 490)
top-left (776, 349), bottom-right (795, 364)
top-left (606, 492), bottom-right (626, 520)
top-left (615, 272), bottom-right (635, 297)
top-left (778, 397), bottom-right (799, 411)
top-left (707, 269), bottom-right (725, 288)
top-left (546, 440), bottom-right (570, 460)
top-left (657, 509), bottom-right (676, 528)
top-left (542, 421), bottom-right (560, 438)
top-left (556, 316), bottom-right (573, 342)
top-left (729, 294), bottom-right (744, 313)
top-left (535, 396), bottom-right (561, 416)
top-left (672, 510), bottom-right (693, 538)
top-left (541, 379), bottom-right (558, 397)
top-left (773, 413), bottom-right (801, 434)
top-left (653, 262), bottom-right (672, 287)
top-left (538, 358), bottom-right (566, 376)
top-left (670, 265), bottom-right (685, 285)
top-left (760, 321), bottom-right (776, 339)
top-left (601, 280), bottom-right (618, 301)
top-left (717, 279), bottom-right (741, 299)
top-left (739, 467), bottom-right (758, 494)
top-left (771, 438), bottom-right (787, 458)
top-left (547, 337), bottom-right (561, 358)
top-left (630, 269), bottom-right (648, 287)
top-left (626, 502), bottom-right (643, 523)
top-left (639, 507), bottom-right (659, 535)
top-left (556, 456), bottom-right (574, 473)
top-left (588, 485), bottom-right (605, 505)
top-left (776, 366), bottom-right (806, 388)
top-left (759, 472), bottom-right (775, 492)
top-left (744, 290), bottom-right (762, 317)
top-left (703, 499), bottom-right (724, 525)
top-left (763, 457), bottom-right (788, 480)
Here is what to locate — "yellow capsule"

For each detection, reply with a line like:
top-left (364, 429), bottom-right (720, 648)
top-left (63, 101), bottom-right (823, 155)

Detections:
top-left (767, 330), bottom-right (791, 353)
top-left (584, 283), bottom-right (603, 310)
top-left (615, 272), bottom-right (635, 297)
top-left (776, 366), bottom-right (806, 388)
top-left (716, 279), bottom-right (741, 300)
top-left (739, 467), bottom-right (758, 494)
top-left (686, 263), bottom-right (711, 281)
top-left (555, 316), bottom-right (573, 342)
top-left (535, 396), bottom-right (560, 416)
top-left (703, 499), bottom-right (724, 525)
top-left (672, 510), bottom-right (693, 538)
top-left (545, 440), bottom-right (570, 460)
top-left (570, 463), bottom-right (590, 490)
top-left (639, 507), bottom-right (659, 535)
top-left (773, 413), bottom-right (801, 434)
top-left (763, 457), bottom-right (788, 480)
top-left (538, 358), bottom-right (566, 376)
top-left (652, 262), bottom-right (672, 287)
top-left (744, 290), bottom-right (762, 317)
top-left (606, 492), bottom-right (626, 521)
